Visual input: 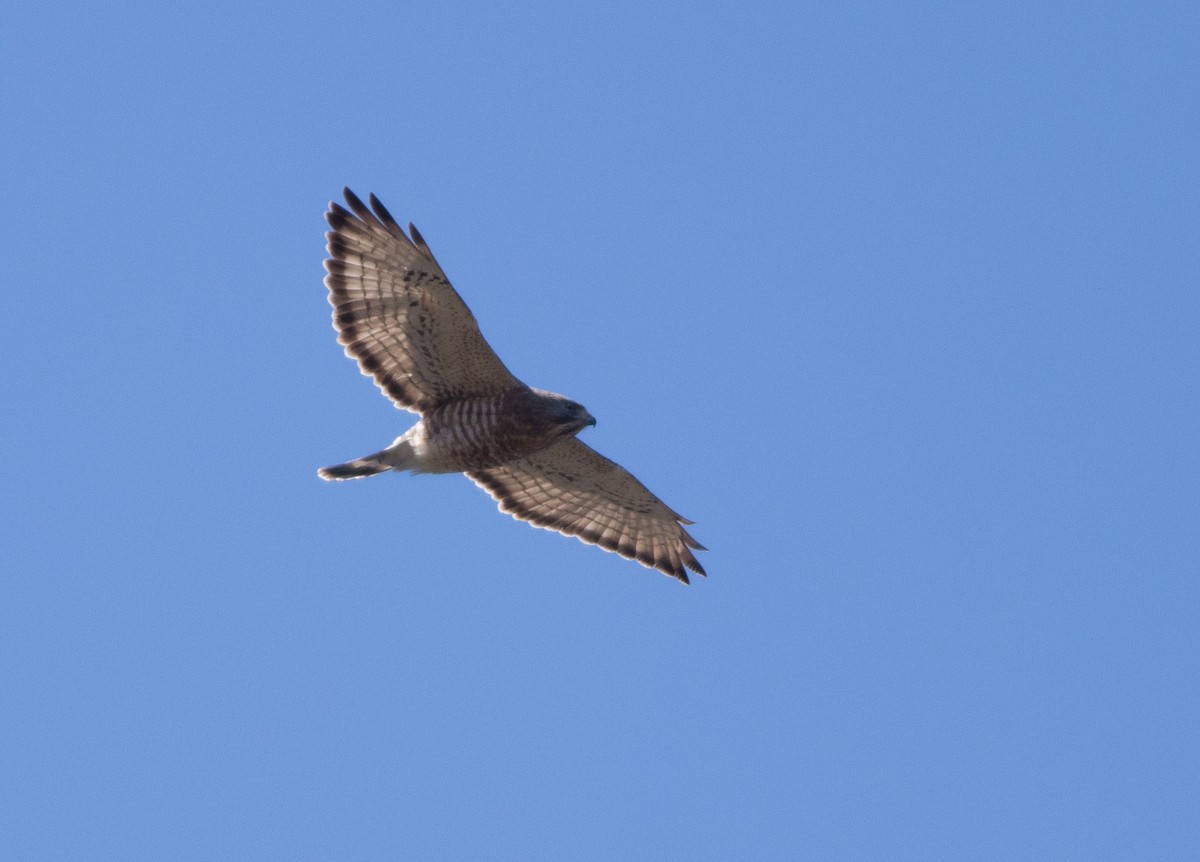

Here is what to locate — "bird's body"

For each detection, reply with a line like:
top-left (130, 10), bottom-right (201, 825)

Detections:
top-left (320, 388), bottom-right (594, 476)
top-left (319, 189), bottom-right (706, 582)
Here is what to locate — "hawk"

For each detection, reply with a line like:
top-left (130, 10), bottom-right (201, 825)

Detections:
top-left (318, 189), bottom-right (706, 583)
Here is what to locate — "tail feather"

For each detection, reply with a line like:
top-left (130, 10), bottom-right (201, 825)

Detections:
top-left (318, 456), bottom-right (391, 480)
top-left (318, 437), bottom-right (416, 481)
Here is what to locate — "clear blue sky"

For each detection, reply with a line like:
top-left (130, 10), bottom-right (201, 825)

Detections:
top-left (3, 2), bottom-right (1197, 859)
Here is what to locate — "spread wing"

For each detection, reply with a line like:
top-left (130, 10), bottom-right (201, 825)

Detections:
top-left (467, 438), bottom-right (706, 583)
top-left (324, 188), bottom-right (522, 412)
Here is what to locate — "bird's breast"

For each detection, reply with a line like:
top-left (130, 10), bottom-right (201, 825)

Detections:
top-left (421, 395), bottom-right (561, 471)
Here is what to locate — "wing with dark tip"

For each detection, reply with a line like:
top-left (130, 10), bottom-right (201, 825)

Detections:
top-left (467, 438), bottom-right (706, 583)
top-left (324, 188), bottom-right (522, 412)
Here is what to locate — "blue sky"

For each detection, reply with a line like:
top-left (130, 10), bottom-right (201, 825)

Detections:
top-left (3, 1), bottom-right (1198, 858)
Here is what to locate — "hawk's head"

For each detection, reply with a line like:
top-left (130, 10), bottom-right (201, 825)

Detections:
top-left (533, 389), bottom-right (597, 437)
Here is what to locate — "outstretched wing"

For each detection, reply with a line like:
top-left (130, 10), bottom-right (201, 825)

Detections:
top-left (467, 438), bottom-right (706, 583)
top-left (324, 188), bottom-right (522, 412)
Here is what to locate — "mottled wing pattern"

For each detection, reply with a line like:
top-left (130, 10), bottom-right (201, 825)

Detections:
top-left (324, 188), bottom-right (522, 412)
top-left (467, 438), bottom-right (706, 583)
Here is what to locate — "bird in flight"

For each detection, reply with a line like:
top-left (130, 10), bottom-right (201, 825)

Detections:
top-left (318, 189), bottom-right (706, 583)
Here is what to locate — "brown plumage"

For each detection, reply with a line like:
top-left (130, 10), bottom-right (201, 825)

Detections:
top-left (319, 189), bottom-right (706, 583)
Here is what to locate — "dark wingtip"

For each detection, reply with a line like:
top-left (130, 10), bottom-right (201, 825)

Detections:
top-left (325, 202), bottom-right (353, 230)
top-left (409, 222), bottom-right (427, 247)
top-left (408, 222), bottom-right (441, 266)
top-left (342, 187), bottom-right (374, 222)
top-left (368, 192), bottom-right (403, 231)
